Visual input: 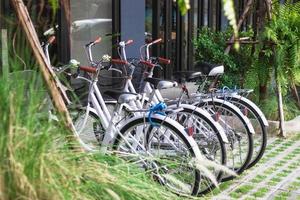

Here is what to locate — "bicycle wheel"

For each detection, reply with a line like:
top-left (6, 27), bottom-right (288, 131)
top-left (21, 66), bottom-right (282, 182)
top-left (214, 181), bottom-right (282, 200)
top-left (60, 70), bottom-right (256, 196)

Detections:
top-left (113, 115), bottom-right (201, 196)
top-left (221, 96), bottom-right (267, 169)
top-left (71, 108), bottom-right (104, 151)
top-left (166, 105), bottom-right (226, 195)
top-left (195, 99), bottom-right (253, 181)
top-left (71, 101), bottom-right (130, 152)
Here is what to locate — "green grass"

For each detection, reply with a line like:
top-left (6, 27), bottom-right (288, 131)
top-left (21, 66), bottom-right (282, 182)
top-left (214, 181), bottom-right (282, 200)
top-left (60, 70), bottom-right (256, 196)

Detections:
top-left (252, 187), bottom-right (269, 198)
top-left (234, 184), bottom-right (254, 195)
top-left (229, 191), bottom-right (241, 198)
top-left (0, 72), bottom-right (183, 200)
top-left (250, 175), bottom-right (267, 183)
top-left (268, 181), bottom-right (278, 186)
top-left (274, 162), bottom-right (285, 167)
top-left (288, 162), bottom-right (300, 169)
top-left (274, 191), bottom-right (290, 200)
top-left (209, 181), bottom-right (232, 195)
top-left (264, 167), bottom-right (278, 175)
top-left (287, 181), bottom-right (300, 190)
top-left (244, 197), bottom-right (256, 200)
top-left (277, 172), bottom-right (289, 178)
top-left (274, 195), bottom-right (288, 200)
top-left (270, 177), bottom-right (283, 183)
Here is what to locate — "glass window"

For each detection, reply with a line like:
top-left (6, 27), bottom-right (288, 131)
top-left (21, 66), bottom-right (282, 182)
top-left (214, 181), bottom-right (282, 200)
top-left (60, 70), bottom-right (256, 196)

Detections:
top-left (70, 0), bottom-right (112, 65)
top-left (203, 0), bottom-right (208, 26)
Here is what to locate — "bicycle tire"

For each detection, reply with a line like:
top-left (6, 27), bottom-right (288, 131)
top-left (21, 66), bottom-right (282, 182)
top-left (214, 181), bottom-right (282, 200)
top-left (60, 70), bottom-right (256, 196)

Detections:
top-left (113, 116), bottom-right (201, 196)
top-left (195, 99), bottom-right (253, 181)
top-left (220, 96), bottom-right (267, 169)
top-left (71, 108), bottom-right (103, 151)
top-left (165, 106), bottom-right (227, 195)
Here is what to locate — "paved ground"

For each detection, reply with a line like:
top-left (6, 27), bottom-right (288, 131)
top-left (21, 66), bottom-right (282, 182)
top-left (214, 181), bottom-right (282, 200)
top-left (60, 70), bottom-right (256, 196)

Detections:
top-left (204, 134), bottom-right (300, 200)
top-left (160, 82), bottom-right (300, 199)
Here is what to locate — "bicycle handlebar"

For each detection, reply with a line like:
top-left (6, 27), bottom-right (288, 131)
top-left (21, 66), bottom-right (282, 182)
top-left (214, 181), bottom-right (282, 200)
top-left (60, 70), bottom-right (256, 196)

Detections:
top-left (158, 57), bottom-right (171, 65)
top-left (94, 36), bottom-right (102, 44)
top-left (148, 38), bottom-right (162, 45)
top-left (79, 66), bottom-right (97, 74)
top-left (47, 36), bottom-right (56, 45)
top-left (111, 59), bottom-right (129, 65)
top-left (125, 39), bottom-right (134, 46)
top-left (140, 60), bottom-right (155, 69)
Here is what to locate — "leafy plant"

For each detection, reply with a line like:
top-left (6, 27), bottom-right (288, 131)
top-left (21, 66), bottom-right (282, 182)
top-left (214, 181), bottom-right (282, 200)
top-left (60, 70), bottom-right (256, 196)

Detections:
top-left (0, 68), bottom-right (185, 200)
top-left (263, 2), bottom-right (300, 94)
top-left (194, 27), bottom-right (253, 87)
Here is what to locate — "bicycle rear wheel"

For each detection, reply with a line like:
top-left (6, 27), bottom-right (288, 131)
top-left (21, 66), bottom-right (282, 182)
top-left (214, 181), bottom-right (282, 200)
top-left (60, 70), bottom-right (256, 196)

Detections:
top-left (196, 99), bottom-right (253, 181)
top-left (222, 96), bottom-right (267, 169)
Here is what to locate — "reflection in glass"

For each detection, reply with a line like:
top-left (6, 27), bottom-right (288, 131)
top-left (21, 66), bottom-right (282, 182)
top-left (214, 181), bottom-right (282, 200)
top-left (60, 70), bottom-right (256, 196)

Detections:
top-left (70, 0), bottom-right (112, 65)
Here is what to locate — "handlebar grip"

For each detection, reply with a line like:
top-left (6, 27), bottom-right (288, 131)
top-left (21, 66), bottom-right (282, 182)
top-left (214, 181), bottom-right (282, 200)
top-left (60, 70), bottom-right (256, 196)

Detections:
top-left (140, 60), bottom-right (155, 69)
top-left (151, 38), bottom-right (162, 44)
top-left (48, 36), bottom-right (56, 44)
top-left (125, 39), bottom-right (134, 45)
top-left (158, 57), bottom-right (171, 65)
top-left (94, 36), bottom-right (102, 44)
top-left (111, 59), bottom-right (128, 65)
top-left (79, 66), bottom-right (97, 74)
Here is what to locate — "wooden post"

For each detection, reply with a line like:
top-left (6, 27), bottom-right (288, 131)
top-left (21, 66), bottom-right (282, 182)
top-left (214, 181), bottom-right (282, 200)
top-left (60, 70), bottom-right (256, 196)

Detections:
top-left (264, 0), bottom-right (285, 137)
top-left (10, 0), bottom-right (82, 150)
top-left (1, 29), bottom-right (9, 78)
top-left (224, 0), bottom-right (254, 54)
top-left (275, 66), bottom-right (286, 137)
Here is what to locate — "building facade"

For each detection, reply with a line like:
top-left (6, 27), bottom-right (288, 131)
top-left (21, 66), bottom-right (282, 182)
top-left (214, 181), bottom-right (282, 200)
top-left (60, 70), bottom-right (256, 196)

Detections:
top-left (1, 0), bottom-right (297, 78)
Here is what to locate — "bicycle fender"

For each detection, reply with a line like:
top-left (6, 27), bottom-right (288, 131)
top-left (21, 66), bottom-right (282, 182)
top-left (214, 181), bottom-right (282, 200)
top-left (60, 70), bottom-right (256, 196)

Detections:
top-left (195, 98), bottom-right (256, 135)
top-left (168, 104), bottom-right (229, 143)
top-left (229, 94), bottom-right (269, 127)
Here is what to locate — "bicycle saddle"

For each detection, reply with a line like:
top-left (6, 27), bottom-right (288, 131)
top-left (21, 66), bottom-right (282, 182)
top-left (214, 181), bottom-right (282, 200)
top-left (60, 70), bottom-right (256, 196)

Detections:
top-left (104, 90), bottom-right (141, 104)
top-left (172, 71), bottom-right (202, 83)
top-left (144, 77), bottom-right (177, 90)
top-left (194, 61), bottom-right (224, 76)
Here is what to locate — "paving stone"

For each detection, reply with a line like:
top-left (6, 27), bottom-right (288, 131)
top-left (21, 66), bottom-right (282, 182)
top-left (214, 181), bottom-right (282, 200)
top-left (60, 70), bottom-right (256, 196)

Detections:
top-left (212, 135), bottom-right (300, 200)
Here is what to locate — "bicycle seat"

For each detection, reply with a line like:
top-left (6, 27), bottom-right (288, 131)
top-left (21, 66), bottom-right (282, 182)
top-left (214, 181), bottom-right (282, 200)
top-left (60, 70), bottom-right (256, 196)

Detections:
top-left (144, 77), bottom-right (177, 90)
top-left (104, 90), bottom-right (141, 104)
top-left (194, 61), bottom-right (224, 76)
top-left (172, 71), bottom-right (202, 83)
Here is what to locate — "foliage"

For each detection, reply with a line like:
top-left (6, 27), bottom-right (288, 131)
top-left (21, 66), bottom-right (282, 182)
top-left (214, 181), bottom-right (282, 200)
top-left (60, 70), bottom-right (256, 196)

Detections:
top-left (262, 2), bottom-right (300, 93)
top-left (177, 0), bottom-right (191, 15)
top-left (0, 69), bottom-right (185, 200)
top-left (194, 27), bottom-right (253, 87)
top-left (0, 15), bottom-right (182, 200)
top-left (259, 92), bottom-right (300, 121)
top-left (49, 0), bottom-right (59, 16)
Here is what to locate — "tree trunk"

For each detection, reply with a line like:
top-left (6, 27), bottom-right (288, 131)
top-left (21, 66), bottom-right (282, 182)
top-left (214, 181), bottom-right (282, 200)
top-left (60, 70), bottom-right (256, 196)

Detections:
top-left (259, 85), bottom-right (268, 102)
top-left (275, 71), bottom-right (286, 137)
top-left (1, 29), bottom-right (9, 78)
top-left (225, 0), bottom-right (255, 54)
top-left (11, 0), bottom-right (82, 150)
top-left (265, 0), bottom-right (285, 137)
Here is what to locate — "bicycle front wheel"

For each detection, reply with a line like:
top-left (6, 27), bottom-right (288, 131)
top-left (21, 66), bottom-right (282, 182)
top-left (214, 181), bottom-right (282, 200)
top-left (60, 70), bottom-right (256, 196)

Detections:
top-left (113, 115), bottom-right (201, 196)
top-left (166, 104), bottom-right (227, 195)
